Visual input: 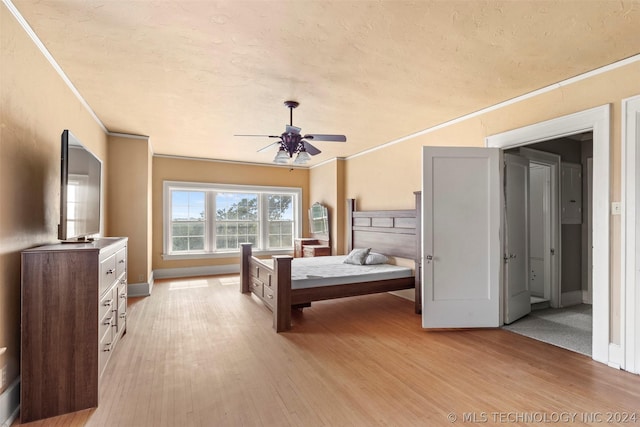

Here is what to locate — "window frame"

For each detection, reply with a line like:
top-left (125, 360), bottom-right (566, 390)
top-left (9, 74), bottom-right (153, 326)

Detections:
top-left (163, 181), bottom-right (302, 260)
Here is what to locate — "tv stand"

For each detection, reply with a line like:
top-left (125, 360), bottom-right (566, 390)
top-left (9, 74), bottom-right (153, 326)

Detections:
top-left (20, 237), bottom-right (128, 422)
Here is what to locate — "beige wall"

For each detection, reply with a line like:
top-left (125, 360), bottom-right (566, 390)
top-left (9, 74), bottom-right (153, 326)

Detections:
top-left (152, 157), bottom-right (310, 270)
top-left (309, 159), bottom-right (346, 254)
top-left (341, 61), bottom-right (640, 344)
top-left (0, 4), bottom-right (108, 394)
top-left (107, 135), bottom-right (152, 285)
top-left (3, 0), bottom-right (639, 398)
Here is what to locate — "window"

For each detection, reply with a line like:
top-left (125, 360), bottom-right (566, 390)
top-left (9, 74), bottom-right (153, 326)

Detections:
top-left (170, 191), bottom-right (205, 251)
top-left (163, 182), bottom-right (301, 258)
top-left (215, 193), bottom-right (258, 250)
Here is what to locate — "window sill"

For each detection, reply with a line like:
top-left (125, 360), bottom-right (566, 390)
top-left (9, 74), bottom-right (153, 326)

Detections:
top-left (162, 248), bottom-right (293, 261)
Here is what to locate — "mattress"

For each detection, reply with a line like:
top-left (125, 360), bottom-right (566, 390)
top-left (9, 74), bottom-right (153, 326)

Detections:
top-left (284, 255), bottom-right (413, 289)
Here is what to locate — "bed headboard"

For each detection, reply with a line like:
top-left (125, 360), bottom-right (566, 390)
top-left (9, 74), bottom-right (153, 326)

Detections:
top-left (347, 191), bottom-right (421, 261)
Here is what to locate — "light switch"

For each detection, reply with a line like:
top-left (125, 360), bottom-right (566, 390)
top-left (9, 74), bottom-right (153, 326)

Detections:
top-left (612, 202), bottom-right (621, 215)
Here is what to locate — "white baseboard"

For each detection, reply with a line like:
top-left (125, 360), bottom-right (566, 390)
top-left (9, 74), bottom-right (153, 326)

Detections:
top-left (561, 290), bottom-right (583, 307)
top-left (0, 378), bottom-right (20, 427)
top-left (153, 264), bottom-right (240, 280)
top-left (608, 343), bottom-right (622, 369)
top-left (128, 282), bottom-right (150, 297)
top-left (127, 271), bottom-right (155, 297)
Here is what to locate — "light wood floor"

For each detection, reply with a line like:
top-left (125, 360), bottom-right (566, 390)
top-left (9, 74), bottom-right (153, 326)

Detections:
top-left (15, 275), bottom-right (640, 426)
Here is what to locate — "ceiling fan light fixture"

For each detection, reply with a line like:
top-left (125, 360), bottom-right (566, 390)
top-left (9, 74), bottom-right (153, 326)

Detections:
top-left (238, 100), bottom-right (345, 165)
top-left (273, 147), bottom-right (289, 164)
top-left (293, 149), bottom-right (311, 165)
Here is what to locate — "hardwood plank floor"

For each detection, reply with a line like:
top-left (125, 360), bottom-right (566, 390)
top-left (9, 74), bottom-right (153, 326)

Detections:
top-left (15, 275), bottom-right (640, 426)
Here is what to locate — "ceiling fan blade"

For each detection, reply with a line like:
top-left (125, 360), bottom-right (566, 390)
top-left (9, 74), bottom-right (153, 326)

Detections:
top-left (257, 141), bottom-right (281, 153)
top-left (235, 134), bottom-right (281, 138)
top-left (286, 125), bottom-right (301, 134)
top-left (302, 141), bottom-right (322, 156)
top-left (304, 134), bottom-right (346, 142)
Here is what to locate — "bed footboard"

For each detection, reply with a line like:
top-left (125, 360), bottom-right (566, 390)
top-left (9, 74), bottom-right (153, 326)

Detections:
top-left (240, 243), bottom-right (293, 332)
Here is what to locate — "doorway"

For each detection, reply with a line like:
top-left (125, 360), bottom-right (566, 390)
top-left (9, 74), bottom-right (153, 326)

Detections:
top-left (485, 105), bottom-right (609, 363)
top-left (502, 135), bottom-right (594, 356)
top-left (507, 134), bottom-right (593, 306)
top-left (422, 104), bottom-right (611, 365)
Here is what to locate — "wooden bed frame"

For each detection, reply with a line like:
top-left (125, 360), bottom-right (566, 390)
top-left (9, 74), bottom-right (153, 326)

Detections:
top-left (240, 192), bottom-right (421, 332)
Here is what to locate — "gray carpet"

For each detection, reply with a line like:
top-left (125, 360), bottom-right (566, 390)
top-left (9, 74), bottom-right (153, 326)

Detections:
top-left (503, 304), bottom-right (592, 356)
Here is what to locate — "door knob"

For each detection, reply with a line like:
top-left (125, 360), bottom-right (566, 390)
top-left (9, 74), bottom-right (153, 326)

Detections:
top-left (503, 253), bottom-right (517, 262)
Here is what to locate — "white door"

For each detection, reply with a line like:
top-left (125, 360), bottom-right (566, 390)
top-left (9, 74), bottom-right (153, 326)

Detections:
top-left (422, 147), bottom-right (502, 328)
top-left (504, 154), bottom-right (531, 324)
top-left (528, 163), bottom-right (548, 298)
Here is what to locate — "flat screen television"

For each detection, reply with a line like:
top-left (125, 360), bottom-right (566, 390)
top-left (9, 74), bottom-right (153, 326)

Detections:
top-left (58, 130), bottom-right (102, 242)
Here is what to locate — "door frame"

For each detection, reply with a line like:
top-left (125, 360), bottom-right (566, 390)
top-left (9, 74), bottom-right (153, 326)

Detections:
top-left (486, 105), bottom-right (610, 364)
top-left (518, 148), bottom-right (561, 308)
top-left (623, 95), bottom-right (640, 374)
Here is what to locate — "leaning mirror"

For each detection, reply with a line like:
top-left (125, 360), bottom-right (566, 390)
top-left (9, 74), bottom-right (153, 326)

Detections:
top-left (309, 202), bottom-right (329, 237)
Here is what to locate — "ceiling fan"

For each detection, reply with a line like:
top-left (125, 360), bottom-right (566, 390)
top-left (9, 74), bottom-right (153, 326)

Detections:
top-left (235, 101), bottom-right (347, 165)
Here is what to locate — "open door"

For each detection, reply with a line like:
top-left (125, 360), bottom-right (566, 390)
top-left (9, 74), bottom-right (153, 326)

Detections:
top-left (504, 153), bottom-right (531, 324)
top-left (422, 147), bottom-right (502, 328)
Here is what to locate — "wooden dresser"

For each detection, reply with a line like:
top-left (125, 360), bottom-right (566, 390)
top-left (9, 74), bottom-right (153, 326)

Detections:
top-left (20, 237), bottom-right (128, 422)
top-left (294, 238), bottom-right (330, 257)
top-left (296, 202), bottom-right (331, 257)
top-left (303, 244), bottom-right (331, 257)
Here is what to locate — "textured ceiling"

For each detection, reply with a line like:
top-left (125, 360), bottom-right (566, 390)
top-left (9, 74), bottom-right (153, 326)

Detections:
top-left (11, 0), bottom-right (640, 166)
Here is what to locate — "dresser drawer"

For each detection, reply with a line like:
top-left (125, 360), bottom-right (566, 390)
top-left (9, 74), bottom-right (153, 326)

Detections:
top-left (99, 254), bottom-right (117, 296)
top-left (98, 323), bottom-right (114, 378)
top-left (99, 308), bottom-right (114, 346)
top-left (303, 245), bottom-right (331, 257)
top-left (116, 282), bottom-right (127, 333)
top-left (99, 288), bottom-right (115, 322)
top-left (115, 246), bottom-right (127, 279)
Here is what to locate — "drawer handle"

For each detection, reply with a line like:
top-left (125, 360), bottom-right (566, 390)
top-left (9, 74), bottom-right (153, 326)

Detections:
top-left (103, 317), bottom-right (112, 325)
top-left (103, 343), bottom-right (112, 352)
top-left (103, 299), bottom-right (113, 307)
top-left (119, 313), bottom-right (126, 319)
top-left (267, 294), bottom-right (273, 299)
top-left (120, 279), bottom-right (127, 284)
top-left (120, 293), bottom-right (127, 299)
top-left (106, 269), bottom-right (115, 275)
top-left (119, 259), bottom-right (125, 264)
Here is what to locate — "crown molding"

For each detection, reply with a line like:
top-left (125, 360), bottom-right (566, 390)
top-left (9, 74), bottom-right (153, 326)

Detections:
top-left (3, 0), bottom-right (108, 133)
top-left (347, 53), bottom-right (640, 161)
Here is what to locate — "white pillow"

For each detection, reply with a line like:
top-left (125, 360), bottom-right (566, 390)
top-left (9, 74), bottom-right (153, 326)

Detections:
top-left (343, 248), bottom-right (371, 265)
top-left (365, 252), bottom-right (388, 265)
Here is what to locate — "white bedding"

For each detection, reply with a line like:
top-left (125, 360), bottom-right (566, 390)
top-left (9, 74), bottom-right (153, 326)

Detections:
top-left (261, 255), bottom-right (413, 289)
